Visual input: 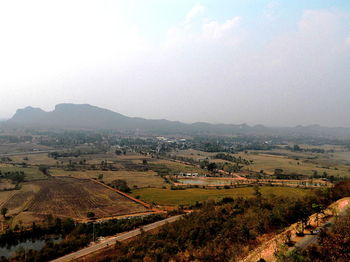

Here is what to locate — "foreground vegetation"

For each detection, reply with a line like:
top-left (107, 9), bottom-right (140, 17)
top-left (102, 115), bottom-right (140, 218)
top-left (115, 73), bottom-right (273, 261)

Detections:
top-left (87, 180), bottom-right (350, 262)
top-left (0, 214), bottom-right (166, 261)
top-left (278, 209), bottom-right (350, 261)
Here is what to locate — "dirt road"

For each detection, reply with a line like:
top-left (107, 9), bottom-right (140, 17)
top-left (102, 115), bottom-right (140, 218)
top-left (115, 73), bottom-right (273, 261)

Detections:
top-left (51, 214), bottom-right (184, 262)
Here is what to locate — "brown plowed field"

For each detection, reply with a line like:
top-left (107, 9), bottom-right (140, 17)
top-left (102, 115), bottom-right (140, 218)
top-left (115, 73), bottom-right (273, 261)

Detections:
top-left (2, 177), bottom-right (149, 222)
top-left (28, 177), bottom-right (148, 219)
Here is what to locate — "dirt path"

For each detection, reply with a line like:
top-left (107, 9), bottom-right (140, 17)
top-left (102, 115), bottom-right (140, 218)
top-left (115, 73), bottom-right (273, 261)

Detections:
top-left (239, 197), bottom-right (350, 262)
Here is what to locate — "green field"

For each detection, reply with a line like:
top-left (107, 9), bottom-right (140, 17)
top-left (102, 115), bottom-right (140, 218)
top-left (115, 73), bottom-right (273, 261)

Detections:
top-left (132, 186), bottom-right (313, 206)
top-left (0, 166), bottom-right (47, 181)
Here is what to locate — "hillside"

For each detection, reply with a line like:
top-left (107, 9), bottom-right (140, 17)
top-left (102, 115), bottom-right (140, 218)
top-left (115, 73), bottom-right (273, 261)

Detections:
top-left (4, 103), bottom-right (350, 138)
top-left (6, 104), bottom-right (187, 132)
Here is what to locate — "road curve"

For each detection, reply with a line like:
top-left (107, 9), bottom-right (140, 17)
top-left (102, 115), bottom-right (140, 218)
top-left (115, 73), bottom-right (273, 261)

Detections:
top-left (296, 198), bottom-right (350, 250)
top-left (51, 214), bottom-right (184, 262)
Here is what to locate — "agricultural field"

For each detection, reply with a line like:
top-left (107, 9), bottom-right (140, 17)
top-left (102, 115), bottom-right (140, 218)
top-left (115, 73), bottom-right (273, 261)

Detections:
top-left (9, 153), bottom-right (58, 166)
top-left (150, 159), bottom-right (204, 174)
top-left (0, 166), bottom-right (47, 180)
top-left (0, 143), bottom-right (52, 154)
top-left (0, 177), bottom-right (149, 227)
top-left (234, 150), bottom-right (350, 177)
top-left (81, 153), bottom-right (152, 166)
top-left (0, 179), bottom-right (16, 190)
top-left (1, 141), bottom-right (348, 230)
top-left (172, 149), bottom-right (215, 161)
top-left (0, 183), bottom-right (41, 223)
top-left (132, 186), bottom-right (313, 206)
top-left (50, 169), bottom-right (165, 188)
top-left (172, 148), bottom-right (350, 178)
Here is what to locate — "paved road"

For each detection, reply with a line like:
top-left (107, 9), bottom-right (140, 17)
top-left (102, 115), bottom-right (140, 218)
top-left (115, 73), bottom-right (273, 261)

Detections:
top-left (51, 214), bottom-right (184, 262)
top-left (295, 227), bottom-right (322, 249)
top-left (295, 202), bottom-right (350, 250)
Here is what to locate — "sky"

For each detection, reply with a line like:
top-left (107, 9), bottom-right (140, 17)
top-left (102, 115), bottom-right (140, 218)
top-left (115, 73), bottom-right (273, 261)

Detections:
top-left (1, 0), bottom-right (350, 127)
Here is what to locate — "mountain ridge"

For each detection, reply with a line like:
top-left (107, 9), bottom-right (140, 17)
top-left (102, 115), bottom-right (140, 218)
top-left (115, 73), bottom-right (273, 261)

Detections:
top-left (4, 103), bottom-right (350, 138)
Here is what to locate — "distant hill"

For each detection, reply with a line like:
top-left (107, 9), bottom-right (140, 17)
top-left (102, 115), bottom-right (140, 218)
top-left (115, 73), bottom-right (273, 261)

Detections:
top-left (4, 103), bottom-right (350, 138)
top-left (6, 104), bottom-right (189, 132)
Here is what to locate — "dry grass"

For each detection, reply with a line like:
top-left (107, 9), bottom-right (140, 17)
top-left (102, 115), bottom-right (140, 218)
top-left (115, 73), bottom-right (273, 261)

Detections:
top-left (50, 169), bottom-right (165, 188)
top-left (172, 149), bottom-right (215, 161)
top-left (172, 148), bottom-right (350, 177)
top-left (0, 179), bottom-right (15, 190)
top-left (10, 153), bottom-right (58, 166)
top-left (151, 159), bottom-right (204, 173)
top-left (0, 183), bottom-right (40, 216)
top-left (234, 151), bottom-right (350, 177)
top-left (1, 177), bottom-right (149, 225)
top-left (27, 178), bottom-right (148, 219)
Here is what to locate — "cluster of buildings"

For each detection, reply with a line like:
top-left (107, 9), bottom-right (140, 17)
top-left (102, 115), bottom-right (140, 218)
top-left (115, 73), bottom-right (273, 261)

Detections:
top-left (176, 172), bottom-right (208, 178)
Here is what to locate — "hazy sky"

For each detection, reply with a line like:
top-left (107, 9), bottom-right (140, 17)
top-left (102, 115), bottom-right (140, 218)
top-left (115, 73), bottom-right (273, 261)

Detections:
top-left (1, 1), bottom-right (350, 127)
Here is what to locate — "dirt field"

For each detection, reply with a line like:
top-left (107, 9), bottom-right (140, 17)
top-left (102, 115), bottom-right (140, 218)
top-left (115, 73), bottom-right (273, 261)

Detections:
top-left (50, 169), bottom-right (165, 188)
top-left (0, 177), bottom-right (149, 226)
top-left (28, 178), bottom-right (148, 219)
top-left (0, 183), bottom-right (40, 216)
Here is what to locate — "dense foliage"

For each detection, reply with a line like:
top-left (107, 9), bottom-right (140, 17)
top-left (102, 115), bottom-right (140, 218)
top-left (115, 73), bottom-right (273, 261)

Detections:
top-left (0, 171), bottom-right (25, 184)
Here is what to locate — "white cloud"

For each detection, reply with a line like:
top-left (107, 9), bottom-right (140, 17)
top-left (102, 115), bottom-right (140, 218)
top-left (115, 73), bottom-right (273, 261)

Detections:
top-left (165, 9), bottom-right (241, 49)
top-left (140, 9), bottom-right (350, 126)
top-left (263, 1), bottom-right (280, 21)
top-left (346, 35), bottom-right (350, 45)
top-left (202, 17), bottom-right (240, 39)
top-left (185, 3), bottom-right (205, 24)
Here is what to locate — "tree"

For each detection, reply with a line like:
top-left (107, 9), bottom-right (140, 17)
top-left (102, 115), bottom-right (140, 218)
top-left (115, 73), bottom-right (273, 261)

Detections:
top-left (87, 212), bottom-right (95, 218)
top-left (111, 179), bottom-right (131, 193)
top-left (312, 203), bottom-right (325, 227)
top-left (293, 144), bottom-right (302, 151)
top-left (1, 207), bottom-right (8, 218)
top-left (274, 169), bottom-right (284, 176)
top-left (254, 185), bottom-right (262, 207)
top-left (115, 149), bottom-right (122, 155)
top-left (39, 165), bottom-right (50, 175)
top-left (207, 162), bottom-right (217, 172)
